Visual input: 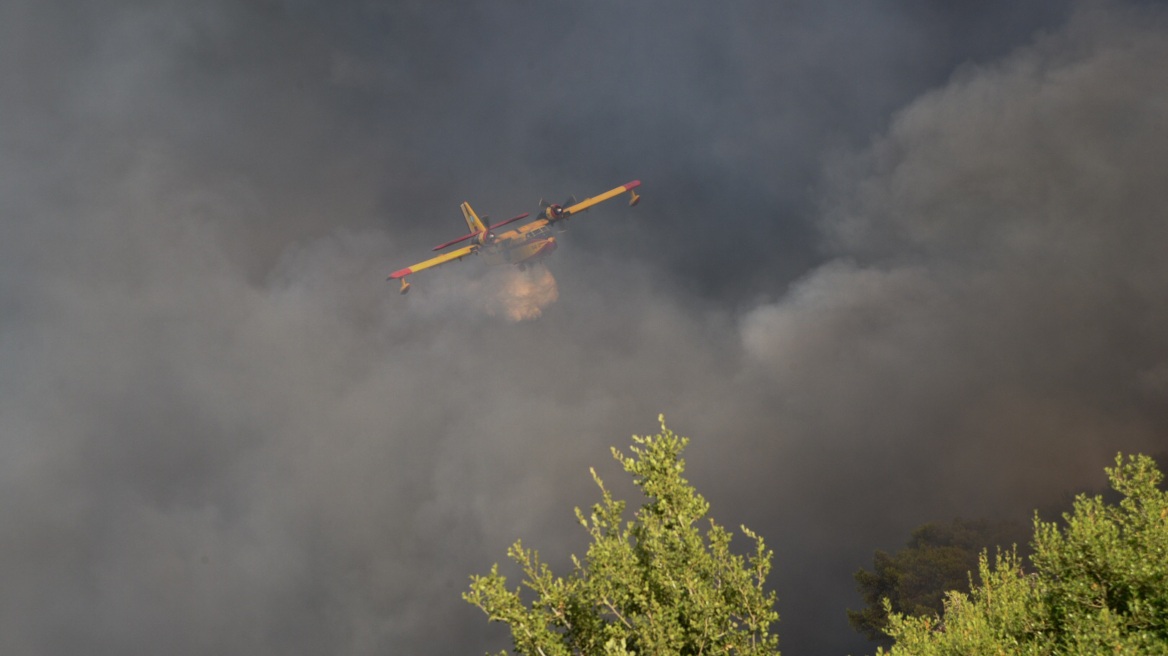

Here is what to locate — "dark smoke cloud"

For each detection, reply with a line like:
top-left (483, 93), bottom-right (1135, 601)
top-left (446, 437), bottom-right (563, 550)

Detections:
top-left (735, 4), bottom-right (1168, 648)
top-left (3, 1), bottom-right (1166, 655)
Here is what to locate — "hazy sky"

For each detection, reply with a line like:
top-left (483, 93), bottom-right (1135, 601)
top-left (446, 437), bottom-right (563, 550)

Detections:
top-left (4, 1), bottom-right (1168, 654)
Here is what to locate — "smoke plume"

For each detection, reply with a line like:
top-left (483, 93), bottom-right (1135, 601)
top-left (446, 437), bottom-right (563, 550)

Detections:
top-left (406, 262), bottom-right (560, 322)
top-left (3, 2), bottom-right (1166, 656)
top-left (490, 265), bottom-right (559, 322)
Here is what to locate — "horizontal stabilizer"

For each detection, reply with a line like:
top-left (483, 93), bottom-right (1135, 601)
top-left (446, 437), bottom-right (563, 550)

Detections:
top-left (431, 230), bottom-right (483, 252)
top-left (432, 212), bottom-right (530, 251)
top-left (488, 212), bottom-right (529, 231)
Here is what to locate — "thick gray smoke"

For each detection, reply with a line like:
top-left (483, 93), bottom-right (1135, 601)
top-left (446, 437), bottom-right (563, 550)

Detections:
top-left (2, 1), bottom-right (1166, 655)
top-left (734, 5), bottom-right (1168, 646)
top-left (746, 0), bottom-right (1168, 507)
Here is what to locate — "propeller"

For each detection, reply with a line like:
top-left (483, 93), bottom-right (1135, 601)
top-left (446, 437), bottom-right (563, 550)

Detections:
top-left (546, 196), bottom-right (579, 221)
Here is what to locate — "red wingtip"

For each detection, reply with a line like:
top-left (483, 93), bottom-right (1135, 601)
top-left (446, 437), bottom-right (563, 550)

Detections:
top-left (388, 267), bottom-right (412, 280)
top-left (623, 180), bottom-right (642, 191)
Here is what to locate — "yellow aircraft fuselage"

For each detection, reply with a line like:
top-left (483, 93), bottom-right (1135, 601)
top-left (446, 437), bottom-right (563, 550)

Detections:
top-left (480, 234), bottom-right (558, 267)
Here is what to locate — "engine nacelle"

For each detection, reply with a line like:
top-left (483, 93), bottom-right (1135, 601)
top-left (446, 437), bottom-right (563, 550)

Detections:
top-left (544, 205), bottom-right (564, 221)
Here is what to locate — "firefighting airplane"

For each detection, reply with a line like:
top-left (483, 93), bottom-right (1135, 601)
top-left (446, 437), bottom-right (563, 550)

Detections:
top-left (388, 180), bottom-right (641, 293)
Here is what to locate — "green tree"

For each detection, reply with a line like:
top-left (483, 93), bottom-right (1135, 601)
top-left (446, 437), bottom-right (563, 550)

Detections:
top-left (464, 417), bottom-right (780, 656)
top-left (848, 518), bottom-right (1030, 642)
top-left (879, 453), bottom-right (1168, 655)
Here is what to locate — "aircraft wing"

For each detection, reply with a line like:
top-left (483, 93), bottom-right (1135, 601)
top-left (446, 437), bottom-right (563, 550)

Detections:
top-left (388, 244), bottom-right (476, 280)
top-left (563, 180), bottom-right (641, 217)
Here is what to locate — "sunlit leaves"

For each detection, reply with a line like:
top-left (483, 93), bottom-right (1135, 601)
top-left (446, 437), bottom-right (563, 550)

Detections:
top-left (879, 454), bottom-right (1168, 656)
top-left (464, 416), bottom-right (780, 655)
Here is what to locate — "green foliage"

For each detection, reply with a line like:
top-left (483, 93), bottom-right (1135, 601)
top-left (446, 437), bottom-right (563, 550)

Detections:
top-left (464, 416), bottom-right (780, 656)
top-left (878, 453), bottom-right (1168, 656)
top-left (848, 518), bottom-right (1029, 641)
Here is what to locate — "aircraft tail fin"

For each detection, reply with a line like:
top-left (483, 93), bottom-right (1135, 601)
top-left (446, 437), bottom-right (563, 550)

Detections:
top-left (460, 202), bottom-right (487, 235)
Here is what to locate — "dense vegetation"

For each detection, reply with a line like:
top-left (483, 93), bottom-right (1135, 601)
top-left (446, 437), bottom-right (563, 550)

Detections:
top-left (466, 420), bottom-right (1167, 656)
top-left (879, 453), bottom-right (1168, 655)
top-left (849, 518), bottom-right (1030, 642)
top-left (465, 418), bottom-right (780, 656)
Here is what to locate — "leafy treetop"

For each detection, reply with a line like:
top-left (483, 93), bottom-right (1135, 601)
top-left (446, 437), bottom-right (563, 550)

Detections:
top-left (878, 453), bottom-right (1168, 656)
top-left (848, 518), bottom-right (1030, 642)
top-left (464, 416), bottom-right (781, 656)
